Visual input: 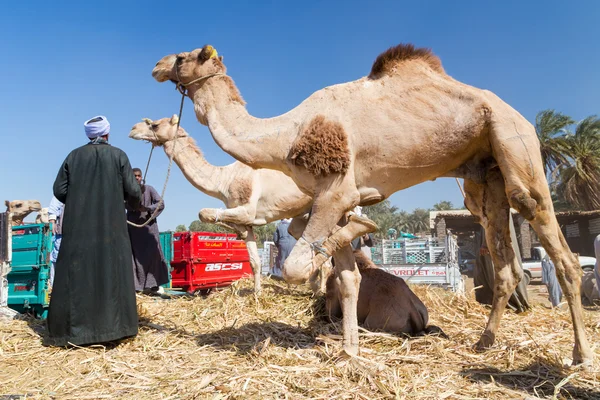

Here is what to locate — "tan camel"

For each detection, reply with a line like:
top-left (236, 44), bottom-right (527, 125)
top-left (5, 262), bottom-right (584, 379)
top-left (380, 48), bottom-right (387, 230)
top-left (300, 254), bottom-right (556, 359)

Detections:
top-left (152, 44), bottom-right (593, 365)
top-left (35, 208), bottom-right (49, 224)
top-left (326, 250), bottom-right (447, 338)
top-left (128, 116), bottom-right (376, 294)
top-left (5, 200), bottom-right (42, 226)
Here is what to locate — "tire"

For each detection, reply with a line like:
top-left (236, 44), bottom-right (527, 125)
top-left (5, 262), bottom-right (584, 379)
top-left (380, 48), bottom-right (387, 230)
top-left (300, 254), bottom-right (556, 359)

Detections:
top-left (523, 271), bottom-right (532, 285)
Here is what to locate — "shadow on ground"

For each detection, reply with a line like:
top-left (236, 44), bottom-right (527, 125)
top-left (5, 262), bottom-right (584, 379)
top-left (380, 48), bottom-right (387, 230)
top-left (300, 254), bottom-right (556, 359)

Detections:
top-left (461, 360), bottom-right (600, 399)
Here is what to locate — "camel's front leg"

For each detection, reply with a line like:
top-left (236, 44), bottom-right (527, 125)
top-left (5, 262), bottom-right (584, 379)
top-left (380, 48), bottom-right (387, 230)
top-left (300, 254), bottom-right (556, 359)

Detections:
top-left (199, 205), bottom-right (258, 226)
top-left (283, 174), bottom-right (360, 284)
top-left (244, 226), bottom-right (262, 294)
top-left (333, 245), bottom-right (361, 355)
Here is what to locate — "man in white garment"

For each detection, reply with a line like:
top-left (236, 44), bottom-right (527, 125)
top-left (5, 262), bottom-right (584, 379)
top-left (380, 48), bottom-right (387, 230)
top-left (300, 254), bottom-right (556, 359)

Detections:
top-left (47, 196), bottom-right (64, 289)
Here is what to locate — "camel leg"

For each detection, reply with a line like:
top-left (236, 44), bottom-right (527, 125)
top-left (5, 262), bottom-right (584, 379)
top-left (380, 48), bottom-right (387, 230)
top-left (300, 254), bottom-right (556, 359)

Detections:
top-left (332, 244), bottom-right (361, 355)
top-left (464, 171), bottom-right (522, 351)
top-left (283, 174), bottom-right (360, 284)
top-left (489, 118), bottom-right (593, 365)
top-left (244, 226), bottom-right (262, 294)
top-left (199, 205), bottom-right (258, 226)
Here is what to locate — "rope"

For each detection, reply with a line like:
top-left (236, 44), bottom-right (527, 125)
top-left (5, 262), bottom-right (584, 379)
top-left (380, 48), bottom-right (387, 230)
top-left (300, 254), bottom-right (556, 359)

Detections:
top-left (127, 91), bottom-right (185, 228)
top-left (128, 68), bottom-right (224, 228)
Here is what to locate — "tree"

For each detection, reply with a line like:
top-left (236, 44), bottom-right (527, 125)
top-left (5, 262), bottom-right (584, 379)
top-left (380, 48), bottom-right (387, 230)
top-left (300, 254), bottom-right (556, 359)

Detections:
top-left (253, 223), bottom-right (277, 247)
top-left (188, 220), bottom-right (230, 233)
top-left (535, 110), bottom-right (574, 178)
top-left (433, 201), bottom-right (454, 211)
top-left (556, 116), bottom-right (600, 211)
top-left (175, 224), bottom-right (187, 232)
top-left (407, 208), bottom-right (430, 234)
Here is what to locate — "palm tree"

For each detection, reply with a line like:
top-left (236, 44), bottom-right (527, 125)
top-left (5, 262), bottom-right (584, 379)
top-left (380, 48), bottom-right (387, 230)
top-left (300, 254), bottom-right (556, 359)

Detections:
top-left (433, 201), bottom-right (454, 211)
top-left (408, 208), bottom-right (430, 234)
top-left (556, 116), bottom-right (600, 211)
top-left (535, 110), bottom-right (574, 178)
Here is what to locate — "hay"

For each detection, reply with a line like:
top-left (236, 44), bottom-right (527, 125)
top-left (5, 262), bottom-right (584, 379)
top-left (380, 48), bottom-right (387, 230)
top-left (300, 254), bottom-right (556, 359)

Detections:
top-left (1, 278), bottom-right (599, 399)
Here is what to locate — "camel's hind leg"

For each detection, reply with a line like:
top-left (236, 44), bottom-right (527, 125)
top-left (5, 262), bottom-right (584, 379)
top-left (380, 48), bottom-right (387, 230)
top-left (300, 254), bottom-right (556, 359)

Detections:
top-left (489, 116), bottom-right (593, 365)
top-left (464, 171), bottom-right (523, 350)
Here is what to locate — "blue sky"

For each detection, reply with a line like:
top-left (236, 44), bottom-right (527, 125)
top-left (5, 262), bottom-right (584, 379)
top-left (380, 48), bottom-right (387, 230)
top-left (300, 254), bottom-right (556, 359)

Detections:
top-left (1, 1), bottom-right (599, 230)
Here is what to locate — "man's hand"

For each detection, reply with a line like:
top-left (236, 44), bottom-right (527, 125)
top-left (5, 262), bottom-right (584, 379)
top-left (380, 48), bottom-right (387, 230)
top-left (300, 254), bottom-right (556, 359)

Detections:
top-left (49, 219), bottom-right (57, 235)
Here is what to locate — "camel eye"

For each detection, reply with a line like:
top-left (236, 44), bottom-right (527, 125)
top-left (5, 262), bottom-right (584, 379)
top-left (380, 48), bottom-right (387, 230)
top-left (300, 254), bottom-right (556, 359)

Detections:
top-left (151, 124), bottom-right (159, 130)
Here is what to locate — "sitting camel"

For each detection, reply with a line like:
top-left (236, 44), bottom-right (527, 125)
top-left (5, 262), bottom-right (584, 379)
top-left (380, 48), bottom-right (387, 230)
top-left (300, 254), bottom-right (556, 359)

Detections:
top-left (5, 200), bottom-right (42, 226)
top-left (326, 250), bottom-right (446, 337)
top-left (129, 116), bottom-right (377, 293)
top-left (153, 44), bottom-right (592, 365)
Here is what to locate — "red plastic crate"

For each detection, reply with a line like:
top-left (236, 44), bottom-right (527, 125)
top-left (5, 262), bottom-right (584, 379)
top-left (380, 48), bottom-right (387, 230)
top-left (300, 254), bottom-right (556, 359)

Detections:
top-left (171, 232), bottom-right (252, 293)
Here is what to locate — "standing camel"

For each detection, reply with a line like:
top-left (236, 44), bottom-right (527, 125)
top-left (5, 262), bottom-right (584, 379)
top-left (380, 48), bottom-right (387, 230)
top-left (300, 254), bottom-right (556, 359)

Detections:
top-left (5, 200), bottom-right (42, 226)
top-left (129, 116), bottom-right (376, 294)
top-left (152, 44), bottom-right (593, 365)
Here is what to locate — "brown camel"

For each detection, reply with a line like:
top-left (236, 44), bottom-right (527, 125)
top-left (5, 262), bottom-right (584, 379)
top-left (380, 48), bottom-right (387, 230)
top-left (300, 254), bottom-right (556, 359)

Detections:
top-left (5, 200), bottom-right (42, 226)
top-left (129, 116), bottom-right (377, 294)
top-left (326, 250), bottom-right (447, 338)
top-left (152, 44), bottom-right (593, 365)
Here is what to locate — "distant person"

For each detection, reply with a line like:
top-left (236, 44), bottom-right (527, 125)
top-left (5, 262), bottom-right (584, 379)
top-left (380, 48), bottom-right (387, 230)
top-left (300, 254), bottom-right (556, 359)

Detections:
top-left (273, 218), bottom-right (297, 277)
top-left (46, 115), bottom-right (142, 347)
top-left (126, 168), bottom-right (169, 294)
top-left (350, 207), bottom-right (373, 257)
top-left (47, 196), bottom-right (64, 289)
top-left (541, 254), bottom-right (563, 308)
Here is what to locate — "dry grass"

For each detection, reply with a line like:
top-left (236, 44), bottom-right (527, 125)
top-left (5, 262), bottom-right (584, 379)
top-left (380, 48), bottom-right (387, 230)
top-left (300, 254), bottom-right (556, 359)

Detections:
top-left (1, 278), bottom-right (599, 399)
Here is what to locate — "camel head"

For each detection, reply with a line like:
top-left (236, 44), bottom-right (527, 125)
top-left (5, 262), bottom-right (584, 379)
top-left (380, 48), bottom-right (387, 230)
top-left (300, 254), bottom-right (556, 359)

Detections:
top-left (152, 45), bottom-right (226, 87)
top-left (5, 199), bottom-right (42, 225)
top-left (129, 115), bottom-right (188, 146)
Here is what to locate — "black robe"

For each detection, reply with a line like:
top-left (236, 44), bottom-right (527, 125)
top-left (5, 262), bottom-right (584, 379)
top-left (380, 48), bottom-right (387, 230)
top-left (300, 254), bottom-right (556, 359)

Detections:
top-left (126, 184), bottom-right (169, 291)
top-left (46, 139), bottom-right (142, 346)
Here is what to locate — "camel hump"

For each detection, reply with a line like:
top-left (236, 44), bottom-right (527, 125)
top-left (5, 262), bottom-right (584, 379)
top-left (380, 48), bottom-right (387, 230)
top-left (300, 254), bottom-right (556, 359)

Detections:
top-left (369, 43), bottom-right (445, 78)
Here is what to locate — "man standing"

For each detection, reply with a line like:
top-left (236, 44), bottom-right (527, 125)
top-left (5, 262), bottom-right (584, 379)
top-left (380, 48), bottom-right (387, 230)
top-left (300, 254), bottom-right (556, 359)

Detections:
top-left (47, 196), bottom-right (64, 289)
top-left (541, 254), bottom-right (563, 308)
top-left (126, 168), bottom-right (169, 294)
top-left (273, 218), bottom-right (296, 277)
top-left (46, 116), bottom-right (141, 347)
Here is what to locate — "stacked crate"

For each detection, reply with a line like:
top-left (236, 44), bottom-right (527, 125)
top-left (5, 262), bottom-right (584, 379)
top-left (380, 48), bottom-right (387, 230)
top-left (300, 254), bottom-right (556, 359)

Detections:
top-left (7, 223), bottom-right (52, 318)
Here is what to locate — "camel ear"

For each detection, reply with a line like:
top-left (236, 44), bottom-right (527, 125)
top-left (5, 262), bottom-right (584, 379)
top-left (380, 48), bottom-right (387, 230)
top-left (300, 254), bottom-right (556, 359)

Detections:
top-left (199, 45), bottom-right (218, 62)
top-left (142, 118), bottom-right (152, 125)
top-left (5, 200), bottom-right (9, 208)
top-left (219, 55), bottom-right (223, 62)
top-left (170, 115), bottom-right (179, 125)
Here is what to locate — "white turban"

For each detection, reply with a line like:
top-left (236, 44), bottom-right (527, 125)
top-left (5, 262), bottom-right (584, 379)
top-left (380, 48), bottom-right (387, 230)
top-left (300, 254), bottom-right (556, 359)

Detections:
top-left (84, 116), bottom-right (110, 139)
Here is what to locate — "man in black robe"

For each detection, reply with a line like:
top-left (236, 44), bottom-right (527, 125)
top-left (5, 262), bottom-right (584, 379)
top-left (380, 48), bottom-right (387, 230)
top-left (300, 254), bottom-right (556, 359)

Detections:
top-left (46, 115), bottom-right (142, 347)
top-left (126, 168), bottom-right (169, 293)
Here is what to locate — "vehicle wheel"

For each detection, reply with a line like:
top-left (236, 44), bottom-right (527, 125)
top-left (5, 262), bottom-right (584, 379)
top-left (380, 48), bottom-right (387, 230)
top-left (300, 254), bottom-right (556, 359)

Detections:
top-left (522, 271), bottom-right (531, 285)
top-left (582, 266), bottom-right (594, 273)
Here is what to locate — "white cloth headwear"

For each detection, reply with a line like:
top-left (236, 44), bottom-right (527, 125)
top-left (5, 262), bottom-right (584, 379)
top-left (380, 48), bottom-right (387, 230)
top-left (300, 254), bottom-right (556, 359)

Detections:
top-left (84, 115), bottom-right (110, 139)
top-left (353, 206), bottom-right (363, 216)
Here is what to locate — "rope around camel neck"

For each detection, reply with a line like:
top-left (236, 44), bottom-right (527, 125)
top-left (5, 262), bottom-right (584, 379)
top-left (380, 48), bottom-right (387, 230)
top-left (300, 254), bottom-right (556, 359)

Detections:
top-left (126, 91), bottom-right (185, 228)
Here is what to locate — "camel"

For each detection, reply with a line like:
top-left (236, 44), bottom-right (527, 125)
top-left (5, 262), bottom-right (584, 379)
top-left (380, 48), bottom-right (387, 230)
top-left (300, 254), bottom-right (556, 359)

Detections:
top-left (326, 250), bottom-right (447, 338)
top-left (152, 44), bottom-right (593, 365)
top-left (35, 208), bottom-right (49, 224)
top-left (5, 200), bottom-right (42, 226)
top-left (128, 116), bottom-right (377, 294)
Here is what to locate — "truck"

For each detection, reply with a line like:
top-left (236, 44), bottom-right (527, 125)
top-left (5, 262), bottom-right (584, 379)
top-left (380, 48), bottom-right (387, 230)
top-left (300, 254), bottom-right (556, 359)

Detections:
top-left (370, 233), bottom-right (463, 292)
top-left (522, 246), bottom-right (596, 280)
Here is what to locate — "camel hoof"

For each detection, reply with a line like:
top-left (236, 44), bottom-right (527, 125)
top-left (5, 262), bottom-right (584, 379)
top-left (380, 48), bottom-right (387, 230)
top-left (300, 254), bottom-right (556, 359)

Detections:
top-left (572, 349), bottom-right (595, 370)
top-left (348, 214), bottom-right (378, 234)
top-left (473, 332), bottom-right (495, 352)
top-left (199, 208), bottom-right (217, 223)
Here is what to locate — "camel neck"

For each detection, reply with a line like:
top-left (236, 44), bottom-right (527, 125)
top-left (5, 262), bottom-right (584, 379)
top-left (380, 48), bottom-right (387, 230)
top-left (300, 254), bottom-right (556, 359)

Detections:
top-left (190, 77), bottom-right (295, 174)
top-left (163, 137), bottom-right (227, 201)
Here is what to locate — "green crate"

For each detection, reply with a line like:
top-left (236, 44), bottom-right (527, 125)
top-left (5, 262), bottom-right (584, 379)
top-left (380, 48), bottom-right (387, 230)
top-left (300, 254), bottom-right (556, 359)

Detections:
top-left (8, 223), bottom-right (52, 318)
top-left (159, 231), bottom-right (173, 289)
